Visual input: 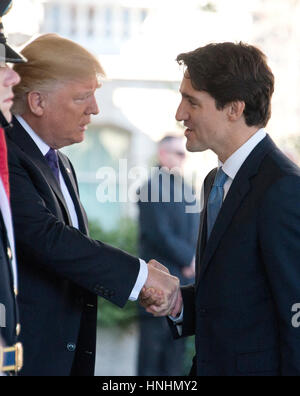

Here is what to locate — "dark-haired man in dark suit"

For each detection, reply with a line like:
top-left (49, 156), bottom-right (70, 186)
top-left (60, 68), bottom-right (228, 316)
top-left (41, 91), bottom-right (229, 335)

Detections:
top-left (144, 42), bottom-right (300, 376)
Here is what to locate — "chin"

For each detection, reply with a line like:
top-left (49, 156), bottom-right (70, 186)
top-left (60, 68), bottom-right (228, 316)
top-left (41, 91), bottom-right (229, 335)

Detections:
top-left (2, 110), bottom-right (12, 124)
top-left (76, 133), bottom-right (85, 144)
top-left (186, 141), bottom-right (199, 153)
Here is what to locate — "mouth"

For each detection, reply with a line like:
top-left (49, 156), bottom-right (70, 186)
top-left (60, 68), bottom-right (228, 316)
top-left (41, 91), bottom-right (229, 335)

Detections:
top-left (3, 96), bottom-right (14, 104)
top-left (79, 125), bottom-right (88, 132)
top-left (184, 128), bottom-right (193, 138)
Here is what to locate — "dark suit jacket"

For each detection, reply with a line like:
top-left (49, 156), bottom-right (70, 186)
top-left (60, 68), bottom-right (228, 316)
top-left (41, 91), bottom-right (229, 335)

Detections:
top-left (138, 169), bottom-right (199, 283)
top-left (169, 135), bottom-right (300, 376)
top-left (138, 169), bottom-right (199, 319)
top-left (6, 118), bottom-right (140, 376)
top-left (0, 211), bottom-right (18, 347)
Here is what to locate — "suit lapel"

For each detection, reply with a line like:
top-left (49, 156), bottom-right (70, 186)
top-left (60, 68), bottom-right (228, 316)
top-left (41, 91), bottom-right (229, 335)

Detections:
top-left (197, 135), bottom-right (277, 283)
top-left (58, 153), bottom-right (89, 235)
top-left (7, 118), bottom-right (73, 226)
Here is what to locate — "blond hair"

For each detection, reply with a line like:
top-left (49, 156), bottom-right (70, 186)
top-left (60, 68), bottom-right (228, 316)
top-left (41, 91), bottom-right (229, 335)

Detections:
top-left (12, 34), bottom-right (105, 115)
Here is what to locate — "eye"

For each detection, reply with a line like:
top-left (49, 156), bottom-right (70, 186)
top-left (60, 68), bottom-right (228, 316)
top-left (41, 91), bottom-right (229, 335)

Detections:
top-left (74, 96), bottom-right (86, 103)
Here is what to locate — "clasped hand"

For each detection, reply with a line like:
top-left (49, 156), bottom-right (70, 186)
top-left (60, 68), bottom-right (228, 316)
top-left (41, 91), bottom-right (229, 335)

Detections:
top-left (139, 260), bottom-right (182, 317)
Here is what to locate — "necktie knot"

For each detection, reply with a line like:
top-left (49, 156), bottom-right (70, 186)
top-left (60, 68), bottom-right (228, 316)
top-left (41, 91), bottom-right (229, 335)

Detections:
top-left (45, 148), bottom-right (60, 183)
top-left (213, 167), bottom-right (228, 187)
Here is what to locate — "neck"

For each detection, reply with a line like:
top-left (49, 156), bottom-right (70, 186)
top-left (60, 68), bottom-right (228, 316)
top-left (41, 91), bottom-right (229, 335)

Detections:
top-left (216, 126), bottom-right (261, 163)
top-left (21, 113), bottom-right (57, 148)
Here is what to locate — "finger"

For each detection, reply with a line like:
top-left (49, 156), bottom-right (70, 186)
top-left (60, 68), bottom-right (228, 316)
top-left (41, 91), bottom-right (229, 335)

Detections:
top-left (148, 285), bottom-right (179, 316)
top-left (141, 288), bottom-right (164, 303)
top-left (146, 304), bottom-right (170, 317)
top-left (140, 288), bottom-right (155, 300)
top-left (140, 292), bottom-right (165, 308)
top-left (148, 259), bottom-right (170, 274)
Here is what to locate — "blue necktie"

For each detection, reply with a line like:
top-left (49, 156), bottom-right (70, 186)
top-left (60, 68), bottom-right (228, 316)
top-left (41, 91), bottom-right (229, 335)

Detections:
top-left (45, 148), bottom-right (60, 184)
top-left (207, 167), bottom-right (228, 240)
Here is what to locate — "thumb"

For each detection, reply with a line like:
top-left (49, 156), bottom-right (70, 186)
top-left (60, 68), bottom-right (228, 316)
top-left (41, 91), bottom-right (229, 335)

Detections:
top-left (148, 259), bottom-right (170, 274)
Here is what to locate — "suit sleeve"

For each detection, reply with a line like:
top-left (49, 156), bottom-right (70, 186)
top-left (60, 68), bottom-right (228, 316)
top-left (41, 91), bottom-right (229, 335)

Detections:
top-left (259, 175), bottom-right (300, 375)
top-left (168, 284), bottom-right (196, 339)
top-left (8, 148), bottom-right (140, 308)
top-left (139, 199), bottom-right (196, 268)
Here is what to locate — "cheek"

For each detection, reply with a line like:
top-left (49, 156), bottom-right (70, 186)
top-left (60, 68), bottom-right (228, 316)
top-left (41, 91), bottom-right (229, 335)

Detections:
top-left (0, 91), bottom-right (7, 107)
top-left (60, 106), bottom-right (81, 125)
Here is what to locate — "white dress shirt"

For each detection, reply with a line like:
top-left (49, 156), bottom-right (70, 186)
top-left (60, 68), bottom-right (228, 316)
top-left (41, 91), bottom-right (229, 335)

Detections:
top-left (171, 128), bottom-right (267, 332)
top-left (221, 128), bottom-right (266, 200)
top-left (16, 115), bottom-right (148, 301)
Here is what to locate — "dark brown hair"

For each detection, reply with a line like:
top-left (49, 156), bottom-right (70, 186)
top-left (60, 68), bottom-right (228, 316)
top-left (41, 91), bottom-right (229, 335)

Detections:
top-left (177, 42), bottom-right (275, 127)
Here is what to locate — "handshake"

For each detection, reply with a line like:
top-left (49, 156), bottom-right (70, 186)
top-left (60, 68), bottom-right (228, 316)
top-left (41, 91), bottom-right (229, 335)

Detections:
top-left (139, 260), bottom-right (182, 317)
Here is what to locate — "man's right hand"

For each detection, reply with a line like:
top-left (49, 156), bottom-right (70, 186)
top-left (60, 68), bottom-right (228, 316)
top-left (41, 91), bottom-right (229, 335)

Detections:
top-left (139, 259), bottom-right (180, 317)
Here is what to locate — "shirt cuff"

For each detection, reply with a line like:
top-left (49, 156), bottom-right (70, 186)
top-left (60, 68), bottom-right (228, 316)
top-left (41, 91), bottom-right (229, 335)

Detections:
top-left (128, 259), bottom-right (148, 301)
top-left (168, 305), bottom-right (184, 324)
top-left (169, 306), bottom-right (184, 337)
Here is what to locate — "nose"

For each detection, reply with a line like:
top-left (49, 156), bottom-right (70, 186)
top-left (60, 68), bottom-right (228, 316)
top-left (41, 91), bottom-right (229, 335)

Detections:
top-left (175, 101), bottom-right (188, 122)
top-left (86, 94), bottom-right (99, 116)
top-left (4, 67), bottom-right (21, 87)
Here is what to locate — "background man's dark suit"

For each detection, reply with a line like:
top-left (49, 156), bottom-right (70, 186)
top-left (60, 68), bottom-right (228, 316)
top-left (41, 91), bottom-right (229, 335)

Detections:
top-left (6, 118), bottom-right (140, 376)
top-left (138, 169), bottom-right (199, 375)
top-left (170, 136), bottom-right (300, 376)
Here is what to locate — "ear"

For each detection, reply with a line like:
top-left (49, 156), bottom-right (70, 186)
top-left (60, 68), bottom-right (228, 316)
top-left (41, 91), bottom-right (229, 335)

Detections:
top-left (27, 92), bottom-right (47, 117)
top-left (227, 101), bottom-right (245, 121)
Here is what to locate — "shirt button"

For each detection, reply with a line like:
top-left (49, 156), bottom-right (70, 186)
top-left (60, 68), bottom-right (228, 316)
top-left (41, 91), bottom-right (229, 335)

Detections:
top-left (67, 343), bottom-right (76, 352)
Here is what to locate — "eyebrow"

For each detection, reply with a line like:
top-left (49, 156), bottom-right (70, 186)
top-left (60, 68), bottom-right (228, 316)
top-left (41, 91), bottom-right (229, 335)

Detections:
top-left (180, 92), bottom-right (199, 103)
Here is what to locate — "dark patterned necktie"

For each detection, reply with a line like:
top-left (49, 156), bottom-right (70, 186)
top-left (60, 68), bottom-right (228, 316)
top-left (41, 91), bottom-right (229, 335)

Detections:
top-left (45, 148), bottom-right (60, 183)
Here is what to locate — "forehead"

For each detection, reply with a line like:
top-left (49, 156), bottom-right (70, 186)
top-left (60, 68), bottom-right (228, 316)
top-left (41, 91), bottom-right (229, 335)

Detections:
top-left (179, 76), bottom-right (198, 95)
top-left (55, 76), bottom-right (100, 94)
top-left (179, 77), bottom-right (216, 103)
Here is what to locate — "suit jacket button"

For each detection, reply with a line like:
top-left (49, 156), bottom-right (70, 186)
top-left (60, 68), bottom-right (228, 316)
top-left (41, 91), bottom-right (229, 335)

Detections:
top-left (7, 247), bottom-right (12, 260)
top-left (67, 343), bottom-right (76, 352)
top-left (16, 323), bottom-right (21, 336)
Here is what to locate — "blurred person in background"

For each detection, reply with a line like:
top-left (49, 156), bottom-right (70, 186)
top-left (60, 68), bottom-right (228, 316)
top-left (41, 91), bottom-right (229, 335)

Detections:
top-left (7, 33), bottom-right (180, 376)
top-left (137, 135), bottom-right (199, 376)
top-left (0, 0), bottom-right (27, 375)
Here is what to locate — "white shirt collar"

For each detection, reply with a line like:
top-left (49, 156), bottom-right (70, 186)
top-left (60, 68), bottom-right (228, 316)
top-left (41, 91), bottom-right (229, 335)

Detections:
top-left (219, 128), bottom-right (267, 180)
top-left (16, 115), bottom-right (51, 156)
